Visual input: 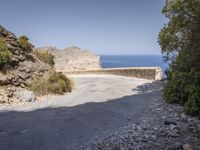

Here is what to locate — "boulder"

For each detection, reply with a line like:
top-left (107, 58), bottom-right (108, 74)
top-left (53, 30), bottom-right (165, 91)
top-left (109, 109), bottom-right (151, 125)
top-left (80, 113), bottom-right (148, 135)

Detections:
top-left (15, 90), bottom-right (36, 102)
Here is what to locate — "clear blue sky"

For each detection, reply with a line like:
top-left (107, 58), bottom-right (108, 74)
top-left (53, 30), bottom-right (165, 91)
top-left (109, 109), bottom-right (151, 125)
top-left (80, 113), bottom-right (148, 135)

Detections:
top-left (0, 0), bottom-right (166, 55)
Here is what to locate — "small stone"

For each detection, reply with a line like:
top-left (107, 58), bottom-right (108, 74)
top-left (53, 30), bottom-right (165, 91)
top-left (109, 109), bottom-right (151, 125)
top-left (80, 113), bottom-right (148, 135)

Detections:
top-left (168, 130), bottom-right (180, 138)
top-left (110, 145), bottom-right (120, 150)
top-left (182, 144), bottom-right (196, 150)
top-left (170, 124), bottom-right (178, 130)
top-left (155, 108), bottom-right (161, 111)
top-left (164, 120), bottom-right (177, 125)
top-left (153, 127), bottom-right (158, 130)
top-left (20, 83), bottom-right (26, 88)
top-left (187, 123), bottom-right (197, 132)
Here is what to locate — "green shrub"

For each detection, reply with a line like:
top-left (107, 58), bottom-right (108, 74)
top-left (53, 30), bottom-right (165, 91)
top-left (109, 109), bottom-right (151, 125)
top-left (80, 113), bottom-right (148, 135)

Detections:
top-left (19, 35), bottom-right (33, 53)
top-left (47, 72), bottom-right (71, 94)
top-left (28, 80), bottom-right (48, 96)
top-left (0, 37), bottom-right (11, 69)
top-left (34, 51), bottom-right (55, 67)
top-left (163, 72), bottom-right (190, 104)
top-left (163, 71), bottom-right (200, 116)
top-left (29, 72), bottom-right (72, 96)
top-left (185, 86), bottom-right (200, 116)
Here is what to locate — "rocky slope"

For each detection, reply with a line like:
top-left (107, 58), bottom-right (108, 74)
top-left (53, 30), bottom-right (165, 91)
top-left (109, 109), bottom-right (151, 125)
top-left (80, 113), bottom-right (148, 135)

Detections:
top-left (0, 25), bottom-right (51, 104)
top-left (35, 46), bottom-right (101, 71)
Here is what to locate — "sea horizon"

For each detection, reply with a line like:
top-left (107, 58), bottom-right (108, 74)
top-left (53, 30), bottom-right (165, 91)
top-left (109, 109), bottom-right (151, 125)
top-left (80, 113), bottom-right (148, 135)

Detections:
top-left (100, 54), bottom-right (167, 77)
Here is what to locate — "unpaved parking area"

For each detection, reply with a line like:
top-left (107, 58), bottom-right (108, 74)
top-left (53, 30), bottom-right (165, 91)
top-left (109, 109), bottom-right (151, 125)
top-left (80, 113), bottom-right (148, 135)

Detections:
top-left (0, 75), bottom-right (156, 150)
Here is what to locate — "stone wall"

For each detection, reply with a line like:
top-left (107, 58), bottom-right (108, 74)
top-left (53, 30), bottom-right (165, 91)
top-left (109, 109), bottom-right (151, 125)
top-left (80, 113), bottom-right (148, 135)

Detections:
top-left (61, 67), bottom-right (162, 80)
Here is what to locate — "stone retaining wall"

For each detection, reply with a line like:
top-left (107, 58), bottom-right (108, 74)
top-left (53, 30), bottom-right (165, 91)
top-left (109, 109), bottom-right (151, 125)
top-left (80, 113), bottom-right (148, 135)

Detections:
top-left (60, 67), bottom-right (162, 80)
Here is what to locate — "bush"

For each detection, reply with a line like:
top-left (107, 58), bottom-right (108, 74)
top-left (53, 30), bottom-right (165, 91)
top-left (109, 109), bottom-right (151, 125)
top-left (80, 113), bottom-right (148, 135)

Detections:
top-left (19, 35), bottom-right (33, 53)
top-left (185, 86), bottom-right (200, 116)
top-left (29, 72), bottom-right (72, 96)
top-left (163, 71), bottom-right (200, 116)
top-left (0, 37), bottom-right (11, 69)
top-left (28, 80), bottom-right (48, 96)
top-left (163, 72), bottom-right (190, 104)
top-left (34, 51), bottom-right (55, 67)
top-left (47, 72), bottom-right (72, 94)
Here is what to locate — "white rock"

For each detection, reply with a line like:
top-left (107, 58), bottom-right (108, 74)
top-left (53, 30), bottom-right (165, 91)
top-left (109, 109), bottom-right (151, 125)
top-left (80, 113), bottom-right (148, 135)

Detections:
top-left (15, 90), bottom-right (36, 102)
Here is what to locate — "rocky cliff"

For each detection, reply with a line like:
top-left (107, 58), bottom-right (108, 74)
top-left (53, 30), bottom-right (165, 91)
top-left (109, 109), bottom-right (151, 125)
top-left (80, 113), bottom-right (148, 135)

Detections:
top-left (35, 46), bottom-right (101, 71)
top-left (0, 25), bottom-right (51, 104)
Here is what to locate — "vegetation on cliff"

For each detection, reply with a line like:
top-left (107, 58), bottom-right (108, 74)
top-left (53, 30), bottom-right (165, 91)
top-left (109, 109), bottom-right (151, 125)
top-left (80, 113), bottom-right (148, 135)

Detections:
top-left (0, 37), bottom-right (11, 69)
top-left (34, 50), bottom-right (55, 67)
top-left (19, 35), bottom-right (34, 53)
top-left (159, 0), bottom-right (200, 116)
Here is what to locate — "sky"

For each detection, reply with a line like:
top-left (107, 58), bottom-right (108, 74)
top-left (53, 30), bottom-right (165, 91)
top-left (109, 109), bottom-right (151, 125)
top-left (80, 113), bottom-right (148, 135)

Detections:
top-left (0, 0), bottom-right (166, 55)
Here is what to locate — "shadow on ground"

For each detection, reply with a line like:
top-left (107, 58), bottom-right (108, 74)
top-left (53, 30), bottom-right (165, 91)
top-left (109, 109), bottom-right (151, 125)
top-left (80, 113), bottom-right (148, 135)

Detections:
top-left (0, 81), bottom-right (160, 150)
top-left (133, 80), bottom-right (164, 94)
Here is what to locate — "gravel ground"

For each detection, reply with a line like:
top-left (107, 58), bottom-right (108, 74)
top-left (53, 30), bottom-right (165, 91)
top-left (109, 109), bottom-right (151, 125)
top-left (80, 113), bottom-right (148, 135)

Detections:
top-left (0, 75), bottom-right (199, 150)
top-left (80, 81), bottom-right (200, 150)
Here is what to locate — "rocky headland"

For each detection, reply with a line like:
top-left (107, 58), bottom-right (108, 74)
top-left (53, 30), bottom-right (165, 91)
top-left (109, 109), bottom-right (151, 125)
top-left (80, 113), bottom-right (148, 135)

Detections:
top-left (35, 46), bottom-right (101, 71)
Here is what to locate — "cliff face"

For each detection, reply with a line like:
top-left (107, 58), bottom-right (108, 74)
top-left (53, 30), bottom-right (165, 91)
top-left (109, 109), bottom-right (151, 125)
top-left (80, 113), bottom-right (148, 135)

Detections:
top-left (0, 25), bottom-right (51, 104)
top-left (35, 46), bottom-right (101, 71)
top-left (0, 25), bottom-right (51, 86)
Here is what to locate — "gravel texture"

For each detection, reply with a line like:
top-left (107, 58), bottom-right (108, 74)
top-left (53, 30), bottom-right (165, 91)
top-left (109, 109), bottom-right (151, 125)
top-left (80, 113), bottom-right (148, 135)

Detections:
top-left (0, 75), bottom-right (199, 150)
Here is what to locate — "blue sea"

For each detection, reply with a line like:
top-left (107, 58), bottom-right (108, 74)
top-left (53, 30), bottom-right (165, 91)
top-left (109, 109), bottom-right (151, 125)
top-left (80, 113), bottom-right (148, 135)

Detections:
top-left (100, 55), bottom-right (168, 77)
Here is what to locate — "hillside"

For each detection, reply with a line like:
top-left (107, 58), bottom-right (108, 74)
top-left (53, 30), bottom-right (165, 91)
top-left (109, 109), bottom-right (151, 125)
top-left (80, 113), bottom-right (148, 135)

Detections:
top-left (0, 25), bottom-right (51, 104)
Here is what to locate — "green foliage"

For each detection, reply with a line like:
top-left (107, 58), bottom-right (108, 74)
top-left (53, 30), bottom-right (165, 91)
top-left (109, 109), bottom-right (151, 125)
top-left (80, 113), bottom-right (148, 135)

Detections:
top-left (163, 72), bottom-right (189, 104)
top-left (28, 80), bottom-right (48, 96)
top-left (19, 35), bottom-right (33, 53)
top-left (29, 72), bottom-right (72, 96)
top-left (163, 71), bottom-right (200, 116)
top-left (0, 37), bottom-right (11, 69)
top-left (47, 72), bottom-right (72, 94)
top-left (185, 85), bottom-right (200, 116)
top-left (159, 0), bottom-right (200, 116)
top-left (34, 51), bottom-right (55, 67)
top-left (159, 0), bottom-right (200, 62)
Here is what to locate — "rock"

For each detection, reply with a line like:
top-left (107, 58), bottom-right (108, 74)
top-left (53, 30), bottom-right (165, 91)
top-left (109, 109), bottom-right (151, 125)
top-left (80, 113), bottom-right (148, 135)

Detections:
top-left (6, 86), bottom-right (16, 97)
top-left (35, 46), bottom-right (101, 71)
top-left (168, 129), bottom-right (180, 138)
top-left (164, 120), bottom-right (177, 125)
top-left (0, 25), bottom-right (51, 90)
top-left (170, 124), bottom-right (178, 130)
top-left (187, 123), bottom-right (197, 133)
top-left (15, 90), bottom-right (36, 102)
top-left (110, 145), bottom-right (120, 150)
top-left (182, 144), bottom-right (196, 150)
top-left (0, 90), bottom-right (9, 104)
top-left (0, 74), bottom-right (8, 85)
top-left (0, 94), bottom-right (9, 104)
